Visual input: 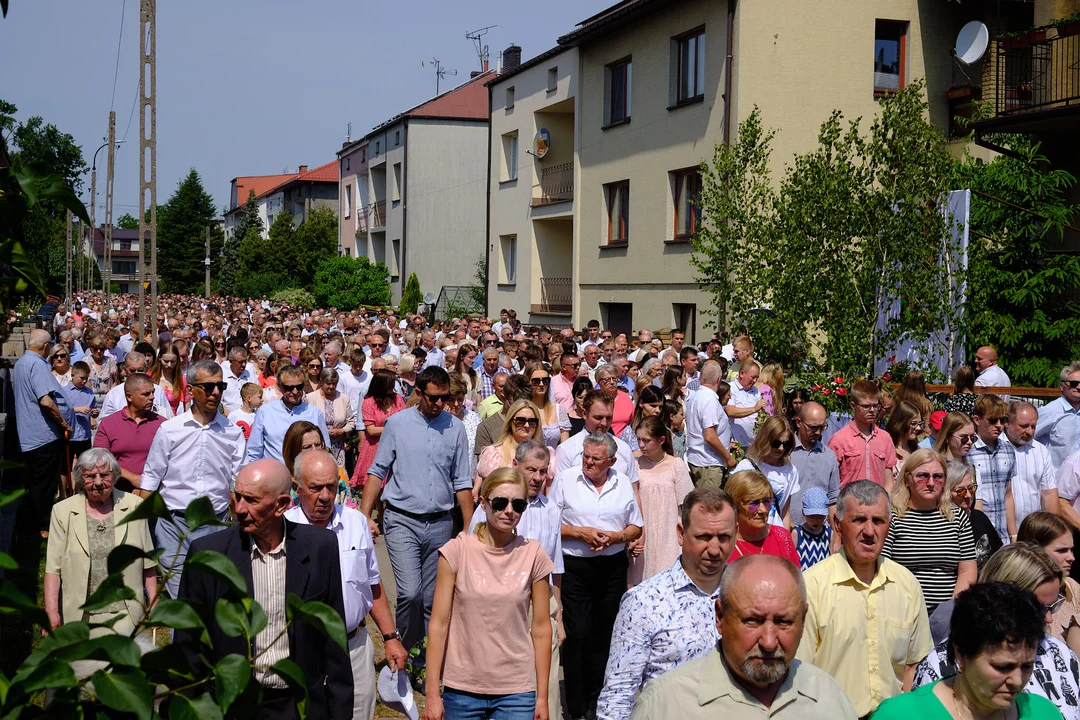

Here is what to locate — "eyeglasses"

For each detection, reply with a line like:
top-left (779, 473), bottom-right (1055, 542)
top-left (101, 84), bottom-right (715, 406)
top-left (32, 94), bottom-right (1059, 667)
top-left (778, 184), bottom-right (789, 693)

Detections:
top-left (856, 402), bottom-right (881, 411)
top-left (746, 498), bottom-right (774, 514)
top-left (421, 389), bottom-right (451, 404)
top-left (1064, 380), bottom-right (1080, 389)
top-left (955, 434), bottom-right (976, 445)
top-left (800, 421), bottom-right (827, 433)
top-left (308, 363), bottom-right (322, 369)
top-left (953, 483), bottom-right (978, 498)
top-left (82, 472), bottom-right (113, 480)
top-left (531, 377), bottom-right (550, 386)
top-left (909, 421), bottom-right (925, 430)
top-left (369, 342), bottom-right (387, 349)
top-left (52, 353), bottom-right (69, 359)
top-left (488, 496), bottom-right (528, 513)
top-left (1045, 593), bottom-right (1067, 614)
top-left (983, 416), bottom-right (1007, 425)
top-left (191, 381), bottom-right (228, 394)
top-left (912, 471), bottom-right (946, 485)
top-left (598, 377), bottom-right (618, 385)
top-left (770, 438), bottom-right (795, 451)
top-left (280, 382), bottom-right (304, 393)
top-left (512, 417), bottom-right (540, 428)
top-left (214, 342), bottom-right (226, 347)
top-left (562, 362), bottom-right (580, 369)
top-left (483, 339), bottom-right (498, 345)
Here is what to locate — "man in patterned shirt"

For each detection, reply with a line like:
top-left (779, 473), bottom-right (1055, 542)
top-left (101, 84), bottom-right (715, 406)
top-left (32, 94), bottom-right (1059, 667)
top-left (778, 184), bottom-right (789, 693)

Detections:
top-left (969, 394), bottom-right (1018, 544)
top-left (597, 488), bottom-right (736, 720)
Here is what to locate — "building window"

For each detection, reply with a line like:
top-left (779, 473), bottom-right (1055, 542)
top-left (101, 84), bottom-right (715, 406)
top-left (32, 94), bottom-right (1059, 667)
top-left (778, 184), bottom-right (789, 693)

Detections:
top-left (675, 29), bottom-right (705, 103)
top-left (547, 66), bottom-right (558, 92)
top-left (606, 59), bottom-right (632, 125)
top-left (391, 238), bottom-right (400, 279)
top-left (344, 247), bottom-right (351, 257)
top-left (346, 158), bottom-right (350, 172)
top-left (672, 168), bottom-right (702, 238)
top-left (344, 184), bottom-right (352, 218)
top-left (267, 214), bottom-right (274, 227)
top-left (395, 130), bottom-right (400, 146)
top-left (604, 180), bottom-right (630, 245)
top-left (376, 141), bottom-right (381, 155)
top-left (500, 234), bottom-right (517, 284)
top-left (392, 163), bottom-right (402, 203)
top-left (601, 302), bottom-right (633, 336)
top-left (506, 86), bottom-right (515, 109)
top-left (874, 20), bottom-right (908, 98)
top-left (501, 131), bottom-right (519, 181)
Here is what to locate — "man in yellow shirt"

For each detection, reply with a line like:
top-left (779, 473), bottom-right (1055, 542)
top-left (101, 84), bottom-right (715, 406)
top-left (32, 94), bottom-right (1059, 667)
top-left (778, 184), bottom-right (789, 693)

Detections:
top-left (797, 480), bottom-right (933, 718)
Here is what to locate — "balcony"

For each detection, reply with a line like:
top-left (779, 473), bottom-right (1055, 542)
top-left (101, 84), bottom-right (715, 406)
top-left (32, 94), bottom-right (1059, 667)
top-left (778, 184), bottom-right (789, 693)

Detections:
top-left (368, 200), bottom-right (386, 230)
top-left (532, 162), bottom-right (574, 207)
top-left (531, 276), bottom-right (572, 315)
top-left (355, 208), bottom-right (369, 235)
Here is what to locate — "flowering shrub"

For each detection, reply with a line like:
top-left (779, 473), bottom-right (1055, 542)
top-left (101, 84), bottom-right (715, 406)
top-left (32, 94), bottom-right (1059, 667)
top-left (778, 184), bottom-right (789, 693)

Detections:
top-left (803, 373), bottom-right (856, 415)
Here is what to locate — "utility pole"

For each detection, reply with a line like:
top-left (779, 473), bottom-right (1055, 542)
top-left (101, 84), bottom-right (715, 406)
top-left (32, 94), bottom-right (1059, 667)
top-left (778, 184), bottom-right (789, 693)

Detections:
top-left (139, 0), bottom-right (158, 343)
top-left (104, 111), bottom-right (116, 306)
top-left (88, 139), bottom-right (106, 298)
top-left (65, 211), bottom-right (72, 301)
top-left (204, 225), bottom-right (211, 298)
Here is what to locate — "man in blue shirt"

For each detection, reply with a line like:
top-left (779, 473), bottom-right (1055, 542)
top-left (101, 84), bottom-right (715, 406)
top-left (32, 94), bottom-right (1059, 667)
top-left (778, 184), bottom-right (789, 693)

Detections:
top-left (245, 365), bottom-right (330, 464)
top-left (1037, 361), bottom-right (1080, 470)
top-left (14, 330), bottom-right (72, 536)
top-left (360, 365), bottom-right (473, 685)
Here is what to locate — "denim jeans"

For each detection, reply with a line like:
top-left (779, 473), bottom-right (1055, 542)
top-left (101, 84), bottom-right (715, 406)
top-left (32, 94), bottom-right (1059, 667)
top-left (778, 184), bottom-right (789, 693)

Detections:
top-left (155, 509), bottom-right (230, 598)
top-left (442, 689), bottom-right (536, 720)
top-left (382, 508), bottom-right (453, 666)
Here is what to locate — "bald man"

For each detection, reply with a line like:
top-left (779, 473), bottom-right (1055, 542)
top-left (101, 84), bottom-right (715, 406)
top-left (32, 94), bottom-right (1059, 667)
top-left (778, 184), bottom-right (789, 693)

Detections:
top-left (974, 346), bottom-right (1011, 392)
top-left (14, 329), bottom-right (73, 535)
top-left (178, 459), bottom-right (353, 719)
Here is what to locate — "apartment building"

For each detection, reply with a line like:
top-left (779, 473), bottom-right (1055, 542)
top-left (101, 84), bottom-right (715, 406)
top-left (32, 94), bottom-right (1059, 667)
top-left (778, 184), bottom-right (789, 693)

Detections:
top-left (337, 72), bottom-right (493, 304)
top-left (223, 162), bottom-right (338, 241)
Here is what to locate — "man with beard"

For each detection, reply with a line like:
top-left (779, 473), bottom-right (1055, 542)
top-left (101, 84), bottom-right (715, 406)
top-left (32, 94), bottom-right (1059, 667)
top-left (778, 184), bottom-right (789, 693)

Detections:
top-left (629, 553), bottom-right (855, 719)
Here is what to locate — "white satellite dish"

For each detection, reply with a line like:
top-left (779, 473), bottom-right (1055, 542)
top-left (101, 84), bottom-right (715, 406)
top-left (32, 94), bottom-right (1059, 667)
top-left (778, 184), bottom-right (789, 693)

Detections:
top-left (955, 21), bottom-right (989, 65)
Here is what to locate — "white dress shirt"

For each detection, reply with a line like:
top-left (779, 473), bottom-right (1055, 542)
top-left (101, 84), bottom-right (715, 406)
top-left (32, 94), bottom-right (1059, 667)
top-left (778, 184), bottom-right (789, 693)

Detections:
top-left (337, 370), bottom-right (372, 430)
top-left (551, 467), bottom-right (644, 557)
top-left (554, 430), bottom-right (640, 485)
top-left (727, 382), bottom-right (762, 446)
top-left (221, 365), bottom-right (255, 415)
top-left (99, 382), bottom-right (175, 421)
top-left (685, 386), bottom-right (731, 468)
top-left (251, 534), bottom-right (289, 689)
top-left (470, 492), bottom-right (565, 574)
top-left (285, 504), bottom-right (380, 633)
top-left (975, 364), bottom-right (1011, 389)
top-left (140, 410), bottom-right (246, 514)
top-left (1007, 437), bottom-right (1057, 526)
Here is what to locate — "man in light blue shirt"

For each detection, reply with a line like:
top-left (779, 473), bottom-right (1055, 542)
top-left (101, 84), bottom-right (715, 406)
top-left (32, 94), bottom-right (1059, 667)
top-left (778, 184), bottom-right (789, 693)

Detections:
top-left (1037, 361), bottom-right (1080, 470)
top-left (245, 365), bottom-right (330, 464)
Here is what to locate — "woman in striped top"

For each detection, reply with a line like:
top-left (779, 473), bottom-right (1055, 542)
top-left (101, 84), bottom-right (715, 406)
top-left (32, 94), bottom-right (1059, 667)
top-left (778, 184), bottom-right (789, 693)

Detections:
top-left (883, 449), bottom-right (978, 614)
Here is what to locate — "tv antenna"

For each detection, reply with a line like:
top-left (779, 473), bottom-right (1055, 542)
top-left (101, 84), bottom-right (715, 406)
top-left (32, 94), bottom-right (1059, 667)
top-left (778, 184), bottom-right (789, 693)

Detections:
top-left (423, 57), bottom-right (457, 94)
top-left (466, 25), bottom-right (496, 72)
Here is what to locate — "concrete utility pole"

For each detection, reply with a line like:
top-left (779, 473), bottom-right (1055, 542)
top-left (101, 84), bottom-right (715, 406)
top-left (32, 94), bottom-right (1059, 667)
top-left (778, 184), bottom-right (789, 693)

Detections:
top-left (138, 0), bottom-right (158, 342)
top-left (204, 225), bottom-right (211, 298)
top-left (88, 138), bottom-right (107, 297)
top-left (104, 111), bottom-right (116, 306)
top-left (65, 211), bottom-right (72, 300)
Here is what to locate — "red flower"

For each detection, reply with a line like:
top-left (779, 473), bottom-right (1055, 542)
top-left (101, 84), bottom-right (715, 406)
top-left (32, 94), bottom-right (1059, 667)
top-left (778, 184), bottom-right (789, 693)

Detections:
top-left (812, 385), bottom-right (822, 391)
top-left (821, 388), bottom-right (832, 395)
top-left (887, 355), bottom-right (897, 363)
top-left (834, 377), bottom-right (845, 384)
top-left (882, 373), bottom-right (891, 382)
top-left (836, 387), bottom-right (848, 396)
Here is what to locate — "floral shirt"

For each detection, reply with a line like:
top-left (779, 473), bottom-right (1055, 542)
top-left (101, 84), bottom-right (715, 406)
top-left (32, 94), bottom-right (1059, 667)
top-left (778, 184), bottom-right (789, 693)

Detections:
top-left (86, 355), bottom-right (117, 405)
top-left (596, 559), bottom-right (720, 720)
top-left (914, 634), bottom-right (1080, 720)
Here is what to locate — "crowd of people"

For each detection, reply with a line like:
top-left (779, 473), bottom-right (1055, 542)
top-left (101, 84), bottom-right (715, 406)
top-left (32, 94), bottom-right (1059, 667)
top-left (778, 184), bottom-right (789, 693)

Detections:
top-left (9, 290), bottom-right (1080, 720)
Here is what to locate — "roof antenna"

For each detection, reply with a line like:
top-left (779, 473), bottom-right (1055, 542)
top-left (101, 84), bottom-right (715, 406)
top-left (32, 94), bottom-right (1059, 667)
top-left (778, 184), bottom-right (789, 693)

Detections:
top-left (466, 25), bottom-right (496, 72)
top-left (346, 122), bottom-right (352, 143)
top-left (422, 57), bottom-right (457, 94)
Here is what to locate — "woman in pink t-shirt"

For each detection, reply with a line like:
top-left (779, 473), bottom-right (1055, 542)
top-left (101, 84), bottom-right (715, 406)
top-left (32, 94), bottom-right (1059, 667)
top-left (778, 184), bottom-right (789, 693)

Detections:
top-left (424, 468), bottom-right (555, 720)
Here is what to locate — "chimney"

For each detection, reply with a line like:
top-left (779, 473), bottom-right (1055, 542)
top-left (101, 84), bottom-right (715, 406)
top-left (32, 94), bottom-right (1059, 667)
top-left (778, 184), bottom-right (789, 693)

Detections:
top-left (470, 70), bottom-right (481, 78)
top-left (503, 44), bottom-right (521, 73)
top-left (298, 165), bottom-right (308, 173)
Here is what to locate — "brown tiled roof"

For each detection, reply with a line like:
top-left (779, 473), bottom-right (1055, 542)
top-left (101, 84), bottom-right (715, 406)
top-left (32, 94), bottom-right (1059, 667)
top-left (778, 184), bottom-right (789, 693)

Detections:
top-left (231, 173), bottom-right (299, 209)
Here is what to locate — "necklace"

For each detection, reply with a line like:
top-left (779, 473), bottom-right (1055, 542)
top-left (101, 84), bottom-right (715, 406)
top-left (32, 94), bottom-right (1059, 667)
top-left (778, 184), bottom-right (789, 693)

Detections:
top-left (949, 681), bottom-right (1006, 720)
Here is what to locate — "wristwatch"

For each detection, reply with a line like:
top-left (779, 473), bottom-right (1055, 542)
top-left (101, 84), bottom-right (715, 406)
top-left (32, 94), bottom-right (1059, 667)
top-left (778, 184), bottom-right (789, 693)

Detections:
top-left (382, 631), bottom-right (401, 642)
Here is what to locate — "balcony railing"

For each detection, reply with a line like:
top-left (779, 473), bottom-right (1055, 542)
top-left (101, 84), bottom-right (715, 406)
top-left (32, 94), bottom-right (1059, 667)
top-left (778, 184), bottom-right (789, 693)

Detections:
top-left (532, 162), bottom-right (574, 206)
top-left (993, 24), bottom-right (1080, 116)
top-left (531, 276), bottom-right (572, 315)
top-left (355, 207), bottom-right (368, 235)
top-left (369, 200), bottom-right (386, 229)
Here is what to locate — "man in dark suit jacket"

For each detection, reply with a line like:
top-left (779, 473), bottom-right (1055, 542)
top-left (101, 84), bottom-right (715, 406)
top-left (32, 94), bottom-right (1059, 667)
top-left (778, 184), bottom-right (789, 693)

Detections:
top-left (177, 459), bottom-right (353, 720)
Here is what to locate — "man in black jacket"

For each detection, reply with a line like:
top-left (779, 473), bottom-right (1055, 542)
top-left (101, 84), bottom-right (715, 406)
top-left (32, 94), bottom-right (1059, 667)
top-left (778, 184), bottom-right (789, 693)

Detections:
top-left (177, 459), bottom-right (353, 719)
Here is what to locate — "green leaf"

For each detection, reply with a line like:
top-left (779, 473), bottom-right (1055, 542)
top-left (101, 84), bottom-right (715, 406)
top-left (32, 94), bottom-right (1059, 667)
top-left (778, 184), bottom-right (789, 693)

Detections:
top-left (116, 491), bottom-right (172, 527)
top-left (89, 666), bottom-right (152, 720)
top-left (185, 550), bottom-right (248, 596)
top-left (213, 654), bottom-right (251, 713)
top-left (286, 593), bottom-right (347, 653)
top-left (168, 692), bottom-right (224, 720)
top-left (8, 659), bottom-right (76, 697)
top-left (268, 658), bottom-right (308, 719)
top-left (76, 635), bottom-right (142, 667)
top-left (106, 543), bottom-right (151, 575)
top-left (0, 488), bottom-right (25, 509)
top-left (80, 574), bottom-right (135, 612)
top-left (144, 598), bottom-right (206, 632)
top-left (183, 496), bottom-right (229, 532)
top-left (0, 578), bottom-right (49, 626)
top-left (0, 553), bottom-right (16, 571)
top-left (139, 643), bottom-right (196, 683)
top-left (214, 597), bottom-right (266, 641)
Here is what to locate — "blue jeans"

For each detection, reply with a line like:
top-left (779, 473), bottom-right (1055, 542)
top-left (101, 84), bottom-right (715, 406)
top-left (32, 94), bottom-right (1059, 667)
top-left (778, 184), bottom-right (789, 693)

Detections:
top-left (442, 689), bottom-right (535, 720)
top-left (382, 507), bottom-right (453, 667)
top-left (155, 509), bottom-right (230, 598)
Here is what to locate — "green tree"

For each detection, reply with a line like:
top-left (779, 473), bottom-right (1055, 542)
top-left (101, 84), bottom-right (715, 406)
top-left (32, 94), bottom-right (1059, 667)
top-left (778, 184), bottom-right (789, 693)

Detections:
top-left (954, 133), bottom-right (1080, 386)
top-left (468, 253), bottom-right (487, 313)
top-left (157, 168), bottom-right (220, 294)
top-left (264, 208), bottom-right (298, 282)
top-left (216, 191), bottom-right (262, 297)
top-left (291, 207), bottom-right (338, 286)
top-left (313, 256), bottom-right (390, 309)
top-left (400, 272), bottom-right (422, 314)
top-left (116, 212), bottom-right (139, 229)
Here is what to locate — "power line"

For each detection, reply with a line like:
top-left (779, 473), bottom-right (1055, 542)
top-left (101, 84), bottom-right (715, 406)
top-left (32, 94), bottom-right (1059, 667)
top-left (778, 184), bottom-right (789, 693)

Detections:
top-left (109, 0), bottom-right (128, 111)
top-left (120, 71), bottom-right (139, 143)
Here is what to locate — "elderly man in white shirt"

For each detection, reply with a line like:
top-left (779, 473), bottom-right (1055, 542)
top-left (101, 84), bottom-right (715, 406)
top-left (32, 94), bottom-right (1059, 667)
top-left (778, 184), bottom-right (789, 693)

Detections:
top-left (99, 351), bottom-right (174, 420)
top-left (286, 450), bottom-right (407, 719)
top-left (685, 362), bottom-right (738, 488)
top-left (138, 359), bottom-right (246, 598)
top-left (725, 362), bottom-right (767, 447)
top-left (1006, 401), bottom-right (1058, 529)
top-left (221, 346), bottom-right (256, 415)
top-left (554, 391), bottom-right (640, 484)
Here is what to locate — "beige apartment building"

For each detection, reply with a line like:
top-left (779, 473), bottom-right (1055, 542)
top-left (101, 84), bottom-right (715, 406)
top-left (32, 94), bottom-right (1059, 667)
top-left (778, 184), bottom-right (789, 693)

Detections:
top-left (489, 0), bottom-right (1001, 341)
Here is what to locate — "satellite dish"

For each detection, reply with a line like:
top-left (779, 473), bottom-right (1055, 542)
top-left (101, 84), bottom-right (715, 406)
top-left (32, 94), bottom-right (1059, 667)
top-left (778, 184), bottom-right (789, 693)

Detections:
top-left (423, 292), bottom-right (435, 304)
top-left (533, 128), bottom-right (550, 160)
top-left (955, 21), bottom-right (989, 65)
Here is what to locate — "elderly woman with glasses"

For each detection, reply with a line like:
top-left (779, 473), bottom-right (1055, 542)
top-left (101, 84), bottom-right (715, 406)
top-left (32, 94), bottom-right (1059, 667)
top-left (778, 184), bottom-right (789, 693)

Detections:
top-left (596, 363), bottom-right (634, 437)
top-left (884, 449), bottom-right (978, 614)
top-left (725, 468), bottom-right (800, 565)
top-left (44, 448), bottom-right (156, 639)
top-left (305, 368), bottom-right (354, 467)
top-left (733, 416), bottom-right (801, 528)
top-left (474, 399), bottom-right (548, 502)
top-left (49, 343), bottom-right (73, 387)
top-left (947, 460), bottom-right (1001, 568)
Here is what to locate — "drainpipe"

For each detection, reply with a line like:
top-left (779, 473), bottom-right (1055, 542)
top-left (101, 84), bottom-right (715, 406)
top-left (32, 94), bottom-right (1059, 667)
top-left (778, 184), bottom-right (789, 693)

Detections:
top-left (723, 0), bottom-right (737, 146)
top-left (401, 119), bottom-right (408, 304)
top-left (484, 82), bottom-right (494, 319)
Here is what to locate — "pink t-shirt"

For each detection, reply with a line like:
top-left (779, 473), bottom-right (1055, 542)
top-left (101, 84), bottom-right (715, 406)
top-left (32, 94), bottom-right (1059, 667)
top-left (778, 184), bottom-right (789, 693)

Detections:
top-left (827, 422), bottom-right (897, 489)
top-left (727, 525), bottom-right (800, 566)
top-left (438, 533), bottom-right (555, 695)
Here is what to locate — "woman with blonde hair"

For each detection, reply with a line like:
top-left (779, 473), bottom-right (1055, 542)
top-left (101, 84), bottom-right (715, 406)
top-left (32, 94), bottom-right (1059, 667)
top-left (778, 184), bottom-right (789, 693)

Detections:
top-left (474, 399), bottom-right (546, 501)
top-left (733, 416), bottom-right (800, 528)
top-left (1019, 511), bottom-right (1080, 655)
top-left (150, 341), bottom-right (188, 414)
top-left (425, 467), bottom-right (554, 720)
top-left (725, 469), bottom-right (800, 565)
top-left (886, 400), bottom-right (924, 472)
top-left (523, 361), bottom-right (571, 449)
top-left (934, 411), bottom-right (977, 463)
top-left (894, 369), bottom-right (934, 427)
top-left (757, 362), bottom-right (784, 416)
top-left (884, 449), bottom-right (977, 613)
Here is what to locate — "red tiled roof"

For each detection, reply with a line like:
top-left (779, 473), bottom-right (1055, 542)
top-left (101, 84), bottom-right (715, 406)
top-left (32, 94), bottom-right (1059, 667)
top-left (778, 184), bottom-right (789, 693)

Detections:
top-left (405, 71), bottom-right (493, 120)
top-left (261, 160), bottom-right (338, 197)
top-left (232, 173), bottom-right (299, 210)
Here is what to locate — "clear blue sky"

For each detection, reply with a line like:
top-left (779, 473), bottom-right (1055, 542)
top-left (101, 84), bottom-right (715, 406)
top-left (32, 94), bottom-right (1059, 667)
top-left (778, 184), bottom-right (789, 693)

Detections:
top-left (0, 0), bottom-right (604, 217)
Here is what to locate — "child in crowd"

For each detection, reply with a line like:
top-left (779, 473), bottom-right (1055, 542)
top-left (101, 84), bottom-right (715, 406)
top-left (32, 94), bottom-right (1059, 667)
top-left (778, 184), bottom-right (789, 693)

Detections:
top-left (662, 398), bottom-right (687, 459)
top-left (229, 382), bottom-right (262, 441)
top-left (65, 361), bottom-right (96, 457)
top-left (918, 410), bottom-right (947, 449)
top-left (791, 487), bottom-right (832, 571)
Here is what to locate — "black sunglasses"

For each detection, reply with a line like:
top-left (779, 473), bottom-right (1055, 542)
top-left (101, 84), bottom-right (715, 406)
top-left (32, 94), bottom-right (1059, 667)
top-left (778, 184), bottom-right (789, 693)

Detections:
top-left (488, 497), bottom-right (528, 513)
top-left (531, 377), bottom-right (550, 386)
top-left (513, 417), bottom-right (540, 428)
top-left (1065, 380), bottom-right (1080, 389)
top-left (422, 389), bottom-right (451, 404)
top-left (280, 382), bottom-right (305, 393)
top-left (191, 381), bottom-right (228, 394)
top-left (771, 438), bottom-right (795, 451)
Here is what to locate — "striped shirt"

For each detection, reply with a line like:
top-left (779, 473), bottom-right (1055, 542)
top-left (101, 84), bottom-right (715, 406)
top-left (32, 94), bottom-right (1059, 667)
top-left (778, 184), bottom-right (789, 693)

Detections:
top-left (251, 534), bottom-right (289, 689)
top-left (882, 507), bottom-right (976, 614)
top-left (969, 437), bottom-right (1017, 544)
top-left (794, 524), bottom-right (832, 571)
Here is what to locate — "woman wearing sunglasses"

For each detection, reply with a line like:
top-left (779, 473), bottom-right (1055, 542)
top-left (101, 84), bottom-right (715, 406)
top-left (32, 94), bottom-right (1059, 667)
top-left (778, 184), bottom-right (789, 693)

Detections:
top-left (1019, 512), bottom-right (1080, 656)
top-left (49, 344), bottom-right (73, 387)
top-left (425, 468), bottom-right (554, 720)
top-left (211, 333), bottom-right (228, 365)
top-left (475, 400), bottom-right (547, 503)
top-left (733, 416), bottom-right (801, 528)
top-left (524, 361), bottom-right (570, 449)
top-left (725, 469), bottom-right (800, 566)
top-left (936, 411), bottom-right (978, 464)
top-left (947, 460), bottom-right (1001, 569)
top-left (884, 449), bottom-right (977, 614)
